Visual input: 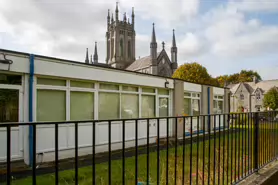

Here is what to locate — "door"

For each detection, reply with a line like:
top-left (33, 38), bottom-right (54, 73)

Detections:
top-left (0, 88), bottom-right (23, 161)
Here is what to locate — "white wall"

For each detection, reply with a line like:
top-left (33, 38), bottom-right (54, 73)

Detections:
top-left (34, 57), bottom-right (174, 89)
top-left (213, 87), bottom-right (225, 95)
top-left (184, 82), bottom-right (202, 92)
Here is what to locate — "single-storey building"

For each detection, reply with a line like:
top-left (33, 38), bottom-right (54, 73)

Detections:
top-left (0, 48), bottom-right (229, 165)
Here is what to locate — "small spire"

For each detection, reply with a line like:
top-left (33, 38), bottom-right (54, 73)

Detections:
top-left (132, 7), bottom-right (135, 28)
top-left (93, 42), bottom-right (98, 63)
top-left (132, 7), bottom-right (134, 17)
top-left (90, 54), bottom-right (93, 64)
top-left (115, 2), bottom-right (119, 20)
top-left (128, 18), bottom-right (130, 24)
top-left (85, 48), bottom-right (89, 64)
top-left (151, 23), bottom-right (156, 43)
top-left (124, 12), bottom-right (127, 22)
top-left (162, 41), bottom-right (165, 49)
top-left (111, 13), bottom-right (114, 22)
top-left (107, 9), bottom-right (110, 19)
top-left (172, 29), bottom-right (176, 47)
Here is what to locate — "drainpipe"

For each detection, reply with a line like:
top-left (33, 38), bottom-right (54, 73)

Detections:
top-left (29, 54), bottom-right (34, 166)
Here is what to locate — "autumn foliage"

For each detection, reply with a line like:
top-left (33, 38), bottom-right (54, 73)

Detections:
top-left (172, 62), bottom-right (262, 87)
top-left (172, 62), bottom-right (217, 86)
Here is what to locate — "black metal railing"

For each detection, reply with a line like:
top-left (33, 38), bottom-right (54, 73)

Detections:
top-left (1, 111), bottom-right (278, 185)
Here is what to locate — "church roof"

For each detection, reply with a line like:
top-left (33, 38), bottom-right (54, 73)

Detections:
top-left (125, 52), bottom-right (161, 71)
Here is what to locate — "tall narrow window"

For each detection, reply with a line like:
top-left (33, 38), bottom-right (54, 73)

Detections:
top-left (141, 95), bottom-right (155, 118)
top-left (128, 40), bottom-right (131, 58)
top-left (120, 38), bottom-right (124, 57)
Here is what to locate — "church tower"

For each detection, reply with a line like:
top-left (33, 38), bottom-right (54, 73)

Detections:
top-left (105, 3), bottom-right (136, 69)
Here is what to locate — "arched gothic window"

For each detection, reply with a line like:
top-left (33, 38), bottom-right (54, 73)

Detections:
top-left (128, 40), bottom-right (131, 58)
top-left (256, 91), bottom-right (261, 100)
top-left (120, 38), bottom-right (124, 57)
top-left (240, 94), bottom-right (244, 100)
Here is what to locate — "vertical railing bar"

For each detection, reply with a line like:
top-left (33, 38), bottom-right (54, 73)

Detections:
top-left (218, 114), bottom-right (221, 185)
top-left (202, 116), bottom-right (205, 185)
top-left (190, 116), bottom-right (193, 185)
top-left (196, 116), bottom-right (199, 185)
top-left (273, 111), bottom-right (277, 159)
top-left (6, 125), bottom-right (11, 185)
top-left (222, 114), bottom-right (226, 185)
top-left (250, 113), bottom-right (253, 173)
top-left (175, 117), bottom-right (178, 185)
top-left (270, 112), bottom-right (272, 160)
top-left (247, 112), bottom-right (250, 175)
top-left (135, 119), bottom-right (138, 185)
top-left (166, 117), bottom-right (169, 185)
top-left (32, 124), bottom-right (36, 185)
top-left (55, 123), bottom-right (59, 185)
top-left (254, 112), bottom-right (259, 173)
top-left (242, 113), bottom-right (244, 179)
top-left (147, 119), bottom-right (150, 185)
top-left (271, 112), bottom-right (274, 160)
top-left (108, 120), bottom-right (111, 185)
top-left (213, 115), bottom-right (216, 184)
top-left (230, 113), bottom-right (233, 184)
top-left (182, 117), bottom-right (185, 185)
top-left (157, 118), bottom-right (160, 185)
top-left (122, 120), bottom-right (125, 185)
top-left (262, 112), bottom-right (264, 166)
top-left (92, 121), bottom-right (96, 185)
top-left (238, 113), bottom-right (241, 181)
top-left (271, 112), bottom-right (276, 159)
top-left (227, 113), bottom-right (230, 185)
top-left (234, 114), bottom-right (240, 182)
top-left (208, 115), bottom-right (211, 185)
top-left (75, 122), bottom-right (78, 185)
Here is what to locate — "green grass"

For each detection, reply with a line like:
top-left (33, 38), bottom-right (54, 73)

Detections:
top-left (8, 124), bottom-right (278, 185)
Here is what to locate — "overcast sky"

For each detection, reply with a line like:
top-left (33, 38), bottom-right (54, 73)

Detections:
top-left (1, 0), bottom-right (278, 79)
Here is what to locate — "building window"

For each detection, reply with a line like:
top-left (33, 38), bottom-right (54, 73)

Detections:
top-left (70, 80), bottom-right (94, 88)
top-left (120, 38), bottom-right (124, 57)
top-left (213, 95), bottom-right (224, 114)
top-left (192, 99), bottom-right (200, 116)
top-left (141, 95), bottom-right (155, 118)
top-left (128, 40), bottom-right (131, 58)
top-left (0, 89), bottom-right (19, 122)
top-left (70, 91), bottom-right (94, 121)
top-left (37, 90), bottom-right (66, 121)
top-left (240, 94), bottom-right (244, 100)
top-left (0, 73), bottom-right (22, 85)
top-left (98, 92), bottom-right (120, 120)
top-left (183, 91), bottom-right (200, 116)
top-left (37, 77), bottom-right (66, 86)
top-left (159, 97), bottom-right (168, 117)
top-left (184, 98), bottom-right (191, 115)
top-left (256, 92), bottom-right (261, 100)
top-left (121, 94), bottom-right (139, 119)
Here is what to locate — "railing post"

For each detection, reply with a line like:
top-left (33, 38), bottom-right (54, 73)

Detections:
top-left (254, 112), bottom-right (259, 173)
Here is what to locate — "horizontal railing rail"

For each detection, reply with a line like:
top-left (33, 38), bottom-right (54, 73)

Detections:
top-left (1, 111), bottom-right (278, 185)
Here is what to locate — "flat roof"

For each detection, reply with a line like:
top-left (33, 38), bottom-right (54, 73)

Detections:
top-left (0, 48), bottom-right (228, 89)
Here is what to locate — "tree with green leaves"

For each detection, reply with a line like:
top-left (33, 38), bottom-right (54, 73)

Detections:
top-left (172, 62), bottom-right (218, 86)
top-left (216, 70), bottom-right (262, 87)
top-left (263, 87), bottom-right (278, 110)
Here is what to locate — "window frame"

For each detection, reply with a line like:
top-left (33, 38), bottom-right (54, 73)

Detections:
top-left (213, 94), bottom-right (224, 114)
top-left (183, 91), bottom-right (201, 116)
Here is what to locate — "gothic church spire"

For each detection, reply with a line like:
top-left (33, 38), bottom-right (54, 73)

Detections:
top-left (85, 48), bottom-right (89, 64)
top-left (93, 42), bottom-right (98, 63)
